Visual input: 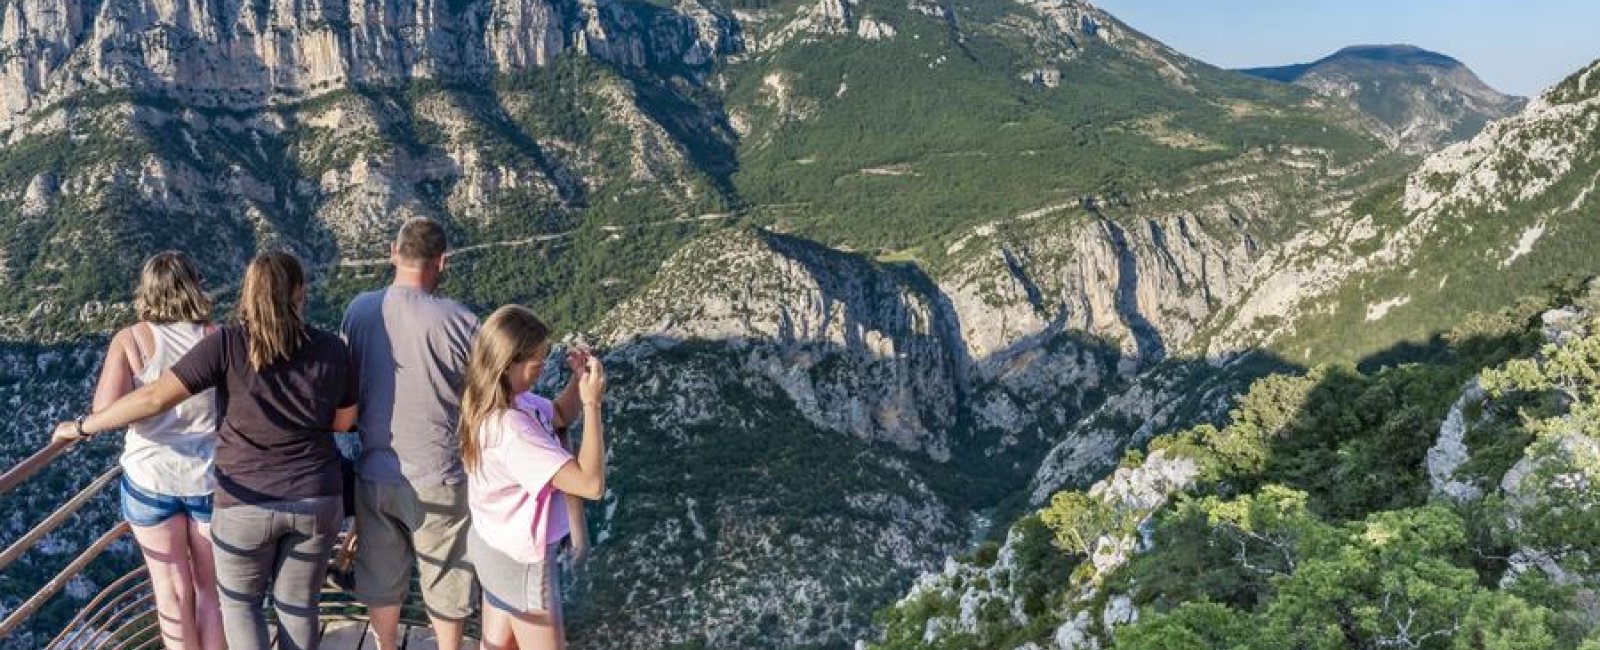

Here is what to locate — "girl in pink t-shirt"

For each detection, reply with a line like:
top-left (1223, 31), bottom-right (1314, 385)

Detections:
top-left (459, 306), bottom-right (608, 649)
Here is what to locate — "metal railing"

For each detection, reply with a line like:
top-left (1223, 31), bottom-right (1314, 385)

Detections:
top-left (48, 566), bottom-right (154, 650)
top-left (0, 437), bottom-right (469, 648)
top-left (0, 467), bottom-right (123, 574)
top-left (0, 435), bottom-right (130, 642)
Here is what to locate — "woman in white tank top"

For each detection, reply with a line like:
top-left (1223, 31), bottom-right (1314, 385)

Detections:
top-left (63, 252), bottom-right (225, 650)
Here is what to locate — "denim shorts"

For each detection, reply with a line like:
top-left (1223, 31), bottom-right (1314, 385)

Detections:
top-left (120, 474), bottom-right (213, 526)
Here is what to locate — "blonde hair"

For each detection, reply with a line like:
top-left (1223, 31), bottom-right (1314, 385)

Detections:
top-left (237, 251), bottom-right (309, 371)
top-left (134, 252), bottom-right (212, 324)
top-left (459, 305), bottom-right (551, 474)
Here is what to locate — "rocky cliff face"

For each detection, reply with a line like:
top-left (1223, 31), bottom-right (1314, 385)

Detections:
top-left (571, 132), bottom-right (1394, 641)
top-left (1242, 45), bottom-right (1525, 154)
top-left (1422, 298), bottom-right (1600, 625)
top-left (599, 230), bottom-right (968, 457)
top-left (879, 448), bottom-right (1197, 649)
top-left (569, 229), bottom-right (980, 646)
top-left (1403, 60), bottom-right (1599, 220)
top-left (0, 0), bottom-right (737, 130)
top-left (598, 130), bottom-right (1398, 497)
top-left (571, 219), bottom-right (1135, 643)
top-left (0, 52), bottom-right (741, 340)
top-left (1233, 58), bottom-right (1600, 364)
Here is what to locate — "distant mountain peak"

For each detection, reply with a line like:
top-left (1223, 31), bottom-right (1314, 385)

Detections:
top-left (1239, 44), bottom-right (1525, 154)
top-left (1327, 44), bottom-right (1464, 67)
top-left (1242, 44), bottom-right (1474, 83)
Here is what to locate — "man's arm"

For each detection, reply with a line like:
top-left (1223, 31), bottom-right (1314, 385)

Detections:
top-left (56, 373), bottom-right (193, 442)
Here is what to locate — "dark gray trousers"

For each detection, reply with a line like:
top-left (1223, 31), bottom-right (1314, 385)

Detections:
top-left (211, 497), bottom-right (342, 650)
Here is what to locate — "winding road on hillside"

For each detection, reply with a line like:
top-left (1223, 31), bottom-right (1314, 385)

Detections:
top-left (334, 212), bottom-right (740, 268)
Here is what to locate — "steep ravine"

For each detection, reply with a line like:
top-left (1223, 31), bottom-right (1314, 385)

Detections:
top-left (0, 118), bottom-right (1440, 650)
top-left (572, 145), bottom-right (1392, 643)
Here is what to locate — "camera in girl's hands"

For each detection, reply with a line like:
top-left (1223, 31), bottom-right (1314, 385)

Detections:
top-left (564, 345), bottom-right (591, 376)
top-left (579, 355), bottom-right (607, 404)
top-left (560, 334), bottom-right (595, 377)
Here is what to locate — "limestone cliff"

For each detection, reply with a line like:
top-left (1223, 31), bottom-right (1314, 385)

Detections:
top-left (0, 0), bottom-right (737, 131)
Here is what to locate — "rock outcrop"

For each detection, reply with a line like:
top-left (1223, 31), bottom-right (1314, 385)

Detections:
top-left (882, 449), bottom-right (1197, 649)
top-left (1403, 59), bottom-right (1600, 219)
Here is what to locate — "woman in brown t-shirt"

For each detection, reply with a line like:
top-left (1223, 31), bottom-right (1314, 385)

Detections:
top-left (58, 251), bottom-right (358, 650)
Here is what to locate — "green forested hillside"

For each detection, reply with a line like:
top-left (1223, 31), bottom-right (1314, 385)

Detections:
top-left (0, 0), bottom-right (1389, 342)
top-left (726, 10), bottom-right (1379, 252)
top-left (873, 280), bottom-right (1600, 649)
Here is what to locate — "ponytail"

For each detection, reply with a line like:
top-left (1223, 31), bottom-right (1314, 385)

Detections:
top-left (237, 251), bottom-right (309, 370)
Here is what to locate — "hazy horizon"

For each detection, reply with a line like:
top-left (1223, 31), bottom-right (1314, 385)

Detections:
top-left (1095, 0), bottom-right (1600, 97)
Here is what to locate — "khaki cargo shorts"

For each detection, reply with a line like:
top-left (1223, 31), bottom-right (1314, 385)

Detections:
top-left (352, 479), bottom-right (476, 620)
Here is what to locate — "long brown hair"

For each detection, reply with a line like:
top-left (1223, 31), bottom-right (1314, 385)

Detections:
top-left (237, 251), bottom-right (309, 370)
top-left (134, 251), bottom-right (212, 324)
top-left (459, 305), bottom-right (551, 474)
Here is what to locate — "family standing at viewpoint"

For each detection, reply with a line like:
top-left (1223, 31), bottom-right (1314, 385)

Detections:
top-left (52, 217), bottom-right (606, 650)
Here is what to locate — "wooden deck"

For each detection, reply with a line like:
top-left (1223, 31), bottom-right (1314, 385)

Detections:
top-left (320, 620), bottom-right (476, 650)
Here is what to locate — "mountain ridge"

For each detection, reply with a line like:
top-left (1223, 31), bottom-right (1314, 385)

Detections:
top-left (1242, 44), bottom-right (1469, 82)
top-left (1240, 43), bottom-right (1525, 154)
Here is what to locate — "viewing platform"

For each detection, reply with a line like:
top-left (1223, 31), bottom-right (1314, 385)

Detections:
top-left (0, 438), bottom-right (475, 649)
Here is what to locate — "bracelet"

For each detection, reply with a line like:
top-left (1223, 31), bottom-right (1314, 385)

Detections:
top-left (74, 415), bottom-right (92, 438)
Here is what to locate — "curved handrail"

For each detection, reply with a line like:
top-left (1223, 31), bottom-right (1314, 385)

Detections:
top-left (0, 466), bottom-right (123, 573)
top-left (99, 613), bottom-right (159, 650)
top-left (0, 437), bottom-right (76, 496)
top-left (82, 593), bottom-right (155, 650)
top-left (3, 439), bottom-right (482, 646)
top-left (0, 435), bottom-right (144, 646)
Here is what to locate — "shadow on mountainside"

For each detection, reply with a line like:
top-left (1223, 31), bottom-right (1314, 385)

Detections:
top-left (1211, 303), bottom-right (1548, 524)
top-left (563, 303), bottom-right (1299, 650)
top-left (0, 270), bottom-right (1575, 650)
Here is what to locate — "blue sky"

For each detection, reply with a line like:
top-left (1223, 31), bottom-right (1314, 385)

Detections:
top-left (1094, 0), bottom-right (1600, 97)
